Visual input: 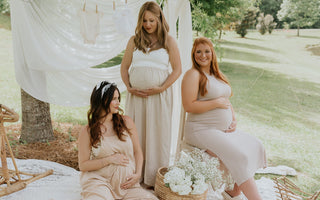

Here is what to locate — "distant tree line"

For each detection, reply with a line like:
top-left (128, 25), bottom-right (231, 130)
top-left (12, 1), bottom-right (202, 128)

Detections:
top-left (190, 0), bottom-right (320, 38)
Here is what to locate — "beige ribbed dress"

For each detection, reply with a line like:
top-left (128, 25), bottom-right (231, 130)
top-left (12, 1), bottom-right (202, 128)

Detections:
top-left (80, 133), bottom-right (158, 200)
top-left (125, 48), bottom-right (173, 186)
top-left (184, 73), bottom-right (267, 185)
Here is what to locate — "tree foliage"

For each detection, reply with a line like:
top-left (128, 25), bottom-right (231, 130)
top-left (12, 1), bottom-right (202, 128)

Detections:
top-left (257, 0), bottom-right (283, 28)
top-left (256, 13), bottom-right (277, 34)
top-left (191, 0), bottom-right (257, 39)
top-left (277, 0), bottom-right (320, 36)
top-left (0, 0), bottom-right (9, 14)
top-left (235, 7), bottom-right (258, 37)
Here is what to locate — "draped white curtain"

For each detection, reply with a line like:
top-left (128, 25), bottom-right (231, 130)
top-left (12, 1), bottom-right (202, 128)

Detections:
top-left (10, 0), bottom-right (144, 106)
top-left (10, 0), bottom-right (192, 164)
top-left (10, 0), bottom-right (192, 107)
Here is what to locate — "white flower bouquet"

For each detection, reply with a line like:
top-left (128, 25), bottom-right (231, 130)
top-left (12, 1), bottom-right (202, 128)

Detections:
top-left (163, 148), bottom-right (228, 196)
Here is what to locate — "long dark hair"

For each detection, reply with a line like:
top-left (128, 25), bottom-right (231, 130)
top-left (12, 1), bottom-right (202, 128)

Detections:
top-left (134, 1), bottom-right (169, 53)
top-left (191, 37), bottom-right (231, 96)
top-left (87, 81), bottom-right (130, 148)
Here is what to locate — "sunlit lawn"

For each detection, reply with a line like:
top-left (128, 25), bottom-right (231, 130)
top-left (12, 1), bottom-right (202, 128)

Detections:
top-left (217, 29), bottom-right (320, 193)
top-left (1, 18), bottom-right (319, 194)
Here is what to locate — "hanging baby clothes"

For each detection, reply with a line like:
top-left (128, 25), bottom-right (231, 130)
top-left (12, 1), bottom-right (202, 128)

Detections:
top-left (112, 3), bottom-right (135, 36)
top-left (79, 3), bottom-right (103, 44)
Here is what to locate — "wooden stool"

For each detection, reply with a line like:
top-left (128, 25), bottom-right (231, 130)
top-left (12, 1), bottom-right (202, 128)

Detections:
top-left (273, 176), bottom-right (320, 200)
top-left (0, 104), bottom-right (53, 197)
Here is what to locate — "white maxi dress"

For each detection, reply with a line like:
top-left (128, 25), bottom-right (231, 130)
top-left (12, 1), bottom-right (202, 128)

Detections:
top-left (125, 48), bottom-right (173, 186)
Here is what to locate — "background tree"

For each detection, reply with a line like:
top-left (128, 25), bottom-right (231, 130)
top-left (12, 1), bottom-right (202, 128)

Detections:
top-left (0, 0), bottom-right (9, 14)
top-left (235, 7), bottom-right (258, 38)
top-left (277, 0), bottom-right (320, 36)
top-left (256, 13), bottom-right (277, 35)
top-left (192, 0), bottom-right (257, 39)
top-left (190, 0), bottom-right (214, 37)
top-left (257, 0), bottom-right (283, 28)
top-left (256, 13), bottom-right (267, 35)
top-left (20, 89), bottom-right (55, 143)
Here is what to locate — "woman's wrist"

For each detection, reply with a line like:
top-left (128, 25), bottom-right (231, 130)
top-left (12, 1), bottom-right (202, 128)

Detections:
top-left (135, 171), bottom-right (142, 177)
top-left (101, 157), bottom-right (109, 167)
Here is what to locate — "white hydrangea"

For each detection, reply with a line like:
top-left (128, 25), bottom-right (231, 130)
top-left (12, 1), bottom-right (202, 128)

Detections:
top-left (164, 167), bottom-right (185, 184)
top-left (164, 148), bottom-right (229, 196)
top-left (192, 181), bottom-right (208, 194)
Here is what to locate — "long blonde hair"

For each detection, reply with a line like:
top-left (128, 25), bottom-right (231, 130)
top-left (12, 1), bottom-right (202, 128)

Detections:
top-left (191, 37), bottom-right (231, 96)
top-left (134, 1), bottom-right (169, 53)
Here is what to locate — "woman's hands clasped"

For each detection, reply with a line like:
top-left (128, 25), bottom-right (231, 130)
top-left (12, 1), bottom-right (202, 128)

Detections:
top-left (128, 86), bottom-right (164, 98)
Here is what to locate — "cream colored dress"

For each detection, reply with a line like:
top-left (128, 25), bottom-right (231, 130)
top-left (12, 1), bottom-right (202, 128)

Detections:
top-left (125, 48), bottom-right (173, 186)
top-left (80, 133), bottom-right (158, 200)
top-left (184, 73), bottom-right (267, 185)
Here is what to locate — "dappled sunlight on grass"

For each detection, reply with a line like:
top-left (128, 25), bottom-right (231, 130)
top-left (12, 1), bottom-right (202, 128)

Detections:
top-left (222, 62), bottom-right (320, 130)
top-left (218, 47), bottom-right (278, 63)
top-left (220, 60), bottom-right (320, 192)
top-left (219, 40), bottom-right (276, 52)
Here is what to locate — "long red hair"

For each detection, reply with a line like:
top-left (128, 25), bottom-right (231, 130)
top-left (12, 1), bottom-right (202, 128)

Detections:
top-left (191, 37), bottom-right (231, 96)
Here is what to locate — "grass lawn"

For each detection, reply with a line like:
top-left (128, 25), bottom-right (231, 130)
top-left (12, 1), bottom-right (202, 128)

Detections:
top-left (217, 29), bottom-right (320, 193)
top-left (1, 17), bottom-right (319, 194)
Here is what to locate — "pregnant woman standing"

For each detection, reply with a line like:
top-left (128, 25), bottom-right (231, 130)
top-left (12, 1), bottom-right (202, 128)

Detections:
top-left (181, 37), bottom-right (267, 200)
top-left (120, 1), bottom-right (182, 187)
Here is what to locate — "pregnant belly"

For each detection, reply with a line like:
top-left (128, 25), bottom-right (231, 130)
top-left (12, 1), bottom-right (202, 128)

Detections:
top-left (187, 108), bottom-right (233, 131)
top-left (129, 67), bottom-right (169, 89)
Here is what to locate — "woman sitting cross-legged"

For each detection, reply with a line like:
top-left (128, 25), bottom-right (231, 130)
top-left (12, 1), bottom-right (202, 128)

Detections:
top-left (78, 81), bottom-right (158, 200)
top-left (181, 37), bottom-right (267, 200)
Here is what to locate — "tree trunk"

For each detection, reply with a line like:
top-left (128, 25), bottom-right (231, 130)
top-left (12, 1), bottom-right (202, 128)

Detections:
top-left (219, 29), bottom-right (222, 40)
top-left (297, 26), bottom-right (300, 37)
top-left (20, 89), bottom-right (54, 143)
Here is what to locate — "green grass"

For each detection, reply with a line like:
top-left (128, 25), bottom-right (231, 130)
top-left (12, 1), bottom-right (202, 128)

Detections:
top-left (1, 23), bottom-right (320, 194)
top-left (0, 14), bottom-right (11, 30)
top-left (217, 30), bottom-right (320, 194)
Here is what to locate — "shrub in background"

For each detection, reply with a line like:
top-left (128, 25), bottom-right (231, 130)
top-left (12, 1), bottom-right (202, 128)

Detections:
top-left (235, 8), bottom-right (257, 38)
top-left (0, 0), bottom-right (10, 14)
top-left (256, 13), bottom-right (277, 35)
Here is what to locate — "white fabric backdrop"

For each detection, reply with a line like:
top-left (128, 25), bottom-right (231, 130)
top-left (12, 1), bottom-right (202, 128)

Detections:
top-left (10, 0), bottom-right (192, 107)
top-left (10, 0), bottom-right (193, 164)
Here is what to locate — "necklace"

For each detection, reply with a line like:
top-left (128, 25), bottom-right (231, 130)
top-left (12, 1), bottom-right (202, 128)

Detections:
top-left (146, 40), bottom-right (158, 52)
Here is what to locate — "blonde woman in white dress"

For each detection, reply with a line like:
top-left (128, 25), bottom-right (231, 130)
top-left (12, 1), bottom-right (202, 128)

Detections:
top-left (181, 37), bottom-right (267, 200)
top-left (120, 1), bottom-right (182, 187)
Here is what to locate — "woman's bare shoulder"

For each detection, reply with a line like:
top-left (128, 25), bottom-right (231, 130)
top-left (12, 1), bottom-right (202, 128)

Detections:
top-left (122, 115), bottom-right (134, 128)
top-left (79, 125), bottom-right (90, 137)
top-left (184, 68), bottom-right (200, 78)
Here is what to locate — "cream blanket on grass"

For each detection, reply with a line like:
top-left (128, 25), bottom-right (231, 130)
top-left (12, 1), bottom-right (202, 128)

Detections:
top-left (3, 159), bottom-right (292, 200)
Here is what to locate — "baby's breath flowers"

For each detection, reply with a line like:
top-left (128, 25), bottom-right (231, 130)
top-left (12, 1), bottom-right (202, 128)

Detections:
top-left (164, 148), bottom-right (234, 196)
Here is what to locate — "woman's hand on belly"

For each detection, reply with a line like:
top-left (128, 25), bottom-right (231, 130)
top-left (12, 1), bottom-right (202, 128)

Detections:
top-left (120, 173), bottom-right (141, 190)
top-left (214, 97), bottom-right (231, 109)
top-left (224, 119), bottom-right (237, 133)
top-left (128, 87), bottom-right (148, 98)
top-left (107, 153), bottom-right (130, 166)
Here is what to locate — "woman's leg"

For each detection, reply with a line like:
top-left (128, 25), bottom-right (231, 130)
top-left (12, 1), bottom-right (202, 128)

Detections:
top-left (239, 177), bottom-right (262, 200)
top-left (205, 150), bottom-right (241, 197)
top-left (225, 183), bottom-right (241, 197)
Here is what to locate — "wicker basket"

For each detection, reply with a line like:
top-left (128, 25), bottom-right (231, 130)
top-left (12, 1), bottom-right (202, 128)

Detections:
top-left (154, 167), bottom-right (208, 200)
top-left (273, 176), bottom-right (320, 200)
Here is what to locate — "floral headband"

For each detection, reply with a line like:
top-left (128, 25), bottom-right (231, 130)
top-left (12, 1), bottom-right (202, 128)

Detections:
top-left (96, 82), bottom-right (116, 99)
